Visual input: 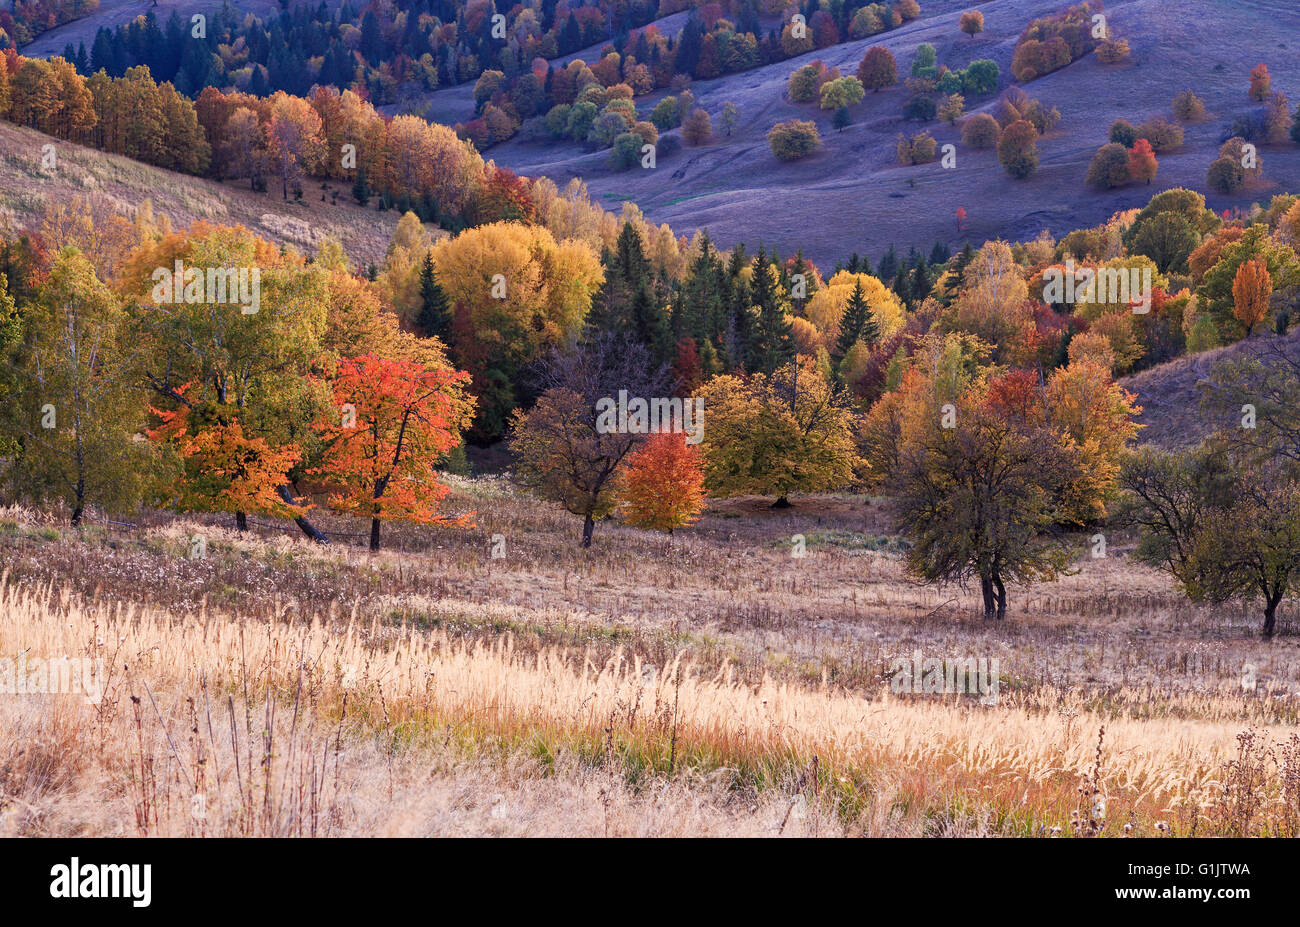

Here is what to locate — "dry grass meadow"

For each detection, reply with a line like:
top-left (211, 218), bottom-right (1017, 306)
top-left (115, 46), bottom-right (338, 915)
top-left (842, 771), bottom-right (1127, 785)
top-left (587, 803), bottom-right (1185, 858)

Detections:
top-left (3, 478), bottom-right (1300, 838)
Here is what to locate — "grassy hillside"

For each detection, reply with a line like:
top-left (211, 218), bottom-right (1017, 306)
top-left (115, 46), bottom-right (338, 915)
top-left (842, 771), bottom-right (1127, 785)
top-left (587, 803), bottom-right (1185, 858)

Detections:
top-left (428, 0), bottom-right (1300, 267)
top-left (2, 477), bottom-right (1298, 837)
top-left (0, 121), bottom-right (408, 267)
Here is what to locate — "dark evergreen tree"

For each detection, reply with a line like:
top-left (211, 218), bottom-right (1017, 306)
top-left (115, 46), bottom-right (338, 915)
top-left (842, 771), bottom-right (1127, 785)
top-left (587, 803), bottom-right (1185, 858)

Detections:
top-left (835, 279), bottom-right (878, 358)
top-left (750, 247), bottom-right (793, 375)
top-left (416, 251), bottom-right (452, 340)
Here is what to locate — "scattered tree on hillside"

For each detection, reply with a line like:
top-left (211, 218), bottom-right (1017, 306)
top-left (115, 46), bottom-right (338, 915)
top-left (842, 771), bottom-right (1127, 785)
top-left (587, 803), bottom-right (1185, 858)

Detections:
top-left (997, 119), bottom-right (1038, 179)
top-left (959, 10), bottom-right (984, 39)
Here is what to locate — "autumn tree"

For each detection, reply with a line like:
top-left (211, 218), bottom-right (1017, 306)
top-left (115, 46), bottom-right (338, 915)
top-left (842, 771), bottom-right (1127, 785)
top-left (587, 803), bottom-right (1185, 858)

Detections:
top-left (1085, 142), bottom-right (1131, 188)
top-left (1232, 257), bottom-right (1272, 336)
top-left (959, 10), bottom-right (984, 38)
top-left (697, 356), bottom-right (863, 506)
top-left (961, 112), bottom-right (1000, 148)
top-left (997, 120), bottom-right (1038, 179)
top-left (431, 221), bottom-right (603, 439)
top-left (266, 91), bottom-right (326, 200)
top-left (124, 223), bottom-right (333, 538)
top-left (4, 248), bottom-right (156, 525)
top-left (1250, 63), bottom-right (1271, 101)
top-left (767, 119), bottom-right (821, 161)
top-left (509, 335), bottom-right (670, 547)
top-left (1127, 138), bottom-right (1159, 184)
top-left (857, 46), bottom-right (897, 91)
top-left (312, 354), bottom-right (472, 551)
top-left (682, 107), bottom-right (712, 145)
top-left (616, 431), bottom-right (706, 533)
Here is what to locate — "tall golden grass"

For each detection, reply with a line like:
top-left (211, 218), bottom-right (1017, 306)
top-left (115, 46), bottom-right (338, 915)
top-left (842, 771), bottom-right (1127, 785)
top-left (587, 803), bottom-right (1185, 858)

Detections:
top-left (2, 578), bottom-right (1298, 837)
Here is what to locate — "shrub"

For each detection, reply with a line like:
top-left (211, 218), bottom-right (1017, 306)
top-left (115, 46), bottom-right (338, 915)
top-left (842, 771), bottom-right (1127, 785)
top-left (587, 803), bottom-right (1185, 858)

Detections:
top-left (1109, 119), bottom-right (1138, 147)
top-left (903, 95), bottom-right (937, 121)
top-left (858, 46), bottom-right (898, 91)
top-left (1206, 155), bottom-right (1245, 194)
top-left (1172, 89), bottom-right (1206, 122)
top-left (682, 107), bottom-right (712, 146)
top-left (997, 119), bottom-right (1038, 178)
top-left (961, 113), bottom-right (1001, 148)
top-left (1136, 118), bottom-right (1184, 153)
top-left (768, 119), bottom-right (822, 161)
top-left (1085, 143), bottom-right (1131, 188)
top-left (649, 96), bottom-right (681, 130)
top-left (1096, 38), bottom-right (1130, 64)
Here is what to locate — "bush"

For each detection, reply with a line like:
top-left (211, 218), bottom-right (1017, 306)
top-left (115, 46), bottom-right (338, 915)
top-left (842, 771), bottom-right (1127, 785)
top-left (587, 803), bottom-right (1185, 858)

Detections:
top-left (961, 112), bottom-right (1001, 148)
top-left (768, 119), bottom-right (822, 161)
top-left (858, 46), bottom-right (897, 91)
top-left (903, 95), bottom-right (937, 121)
top-left (820, 76), bottom-right (865, 110)
top-left (1136, 118), bottom-right (1184, 153)
top-left (1172, 89), bottom-right (1207, 122)
top-left (961, 59), bottom-right (1000, 95)
top-left (649, 96), bottom-right (681, 130)
top-left (610, 132), bottom-right (644, 170)
top-left (682, 107), bottom-right (712, 146)
top-left (997, 119), bottom-right (1038, 178)
top-left (788, 64), bottom-right (823, 103)
top-left (1109, 119), bottom-right (1138, 147)
top-left (1085, 143), bottom-right (1131, 188)
top-left (1096, 38), bottom-right (1130, 64)
top-left (1206, 155), bottom-right (1245, 194)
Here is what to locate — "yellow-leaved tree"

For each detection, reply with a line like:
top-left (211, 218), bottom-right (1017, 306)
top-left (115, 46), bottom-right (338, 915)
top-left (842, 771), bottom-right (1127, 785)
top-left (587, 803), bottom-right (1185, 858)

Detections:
top-left (697, 356), bottom-right (864, 506)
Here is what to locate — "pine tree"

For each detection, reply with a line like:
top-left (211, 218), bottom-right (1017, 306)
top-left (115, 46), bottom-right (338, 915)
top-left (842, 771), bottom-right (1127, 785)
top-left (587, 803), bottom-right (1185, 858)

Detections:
top-left (892, 263), bottom-right (913, 307)
top-left (352, 166), bottom-right (371, 205)
top-left (878, 244), bottom-right (898, 280)
top-left (835, 279), bottom-right (877, 358)
top-left (415, 251), bottom-right (451, 340)
top-left (750, 248), bottom-right (793, 374)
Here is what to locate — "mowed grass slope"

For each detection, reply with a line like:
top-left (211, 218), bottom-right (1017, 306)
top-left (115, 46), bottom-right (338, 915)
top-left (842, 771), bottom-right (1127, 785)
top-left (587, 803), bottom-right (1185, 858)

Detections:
top-left (453, 0), bottom-right (1300, 266)
top-left (0, 121), bottom-right (406, 267)
top-left (3, 474), bottom-right (1300, 837)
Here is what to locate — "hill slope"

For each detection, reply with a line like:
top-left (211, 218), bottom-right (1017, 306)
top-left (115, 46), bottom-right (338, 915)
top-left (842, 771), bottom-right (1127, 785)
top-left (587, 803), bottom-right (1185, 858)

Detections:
top-left (436, 0), bottom-right (1300, 267)
top-left (0, 121), bottom-right (405, 266)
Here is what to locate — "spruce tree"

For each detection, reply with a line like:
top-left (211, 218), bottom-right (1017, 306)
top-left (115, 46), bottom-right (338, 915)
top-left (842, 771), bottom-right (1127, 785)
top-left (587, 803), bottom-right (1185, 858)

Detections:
top-left (750, 248), bottom-right (793, 374)
top-left (415, 252), bottom-right (451, 340)
top-left (835, 279), bottom-right (877, 358)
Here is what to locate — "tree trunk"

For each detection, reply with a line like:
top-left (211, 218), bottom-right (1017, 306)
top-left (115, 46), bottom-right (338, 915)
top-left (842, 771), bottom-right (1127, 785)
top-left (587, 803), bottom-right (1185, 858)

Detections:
top-left (369, 517), bottom-right (381, 552)
top-left (277, 485), bottom-right (330, 544)
top-left (235, 511), bottom-right (248, 531)
top-left (1263, 593), bottom-right (1281, 639)
top-left (771, 496), bottom-right (791, 509)
top-left (581, 513), bottom-right (595, 548)
top-left (980, 573), bottom-right (996, 619)
top-left (71, 501), bottom-right (83, 528)
top-left (993, 569), bottom-right (1007, 621)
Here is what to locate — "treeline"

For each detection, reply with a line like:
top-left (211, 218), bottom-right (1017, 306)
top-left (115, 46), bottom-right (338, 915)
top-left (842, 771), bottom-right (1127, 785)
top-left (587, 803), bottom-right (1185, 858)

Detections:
top-left (0, 0), bottom-right (95, 47)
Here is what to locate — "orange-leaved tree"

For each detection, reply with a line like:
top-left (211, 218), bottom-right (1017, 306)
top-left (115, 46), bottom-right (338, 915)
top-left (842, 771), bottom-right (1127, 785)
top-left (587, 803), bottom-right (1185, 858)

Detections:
top-left (149, 385), bottom-right (306, 527)
top-left (616, 431), bottom-right (707, 534)
top-left (312, 354), bottom-right (473, 551)
top-left (1232, 257), bottom-right (1273, 337)
top-left (1127, 138), bottom-right (1159, 184)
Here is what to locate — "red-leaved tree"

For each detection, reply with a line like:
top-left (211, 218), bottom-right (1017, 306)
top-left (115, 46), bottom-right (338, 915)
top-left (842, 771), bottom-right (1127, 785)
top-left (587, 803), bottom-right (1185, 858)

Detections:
top-left (616, 431), bottom-right (707, 534)
top-left (313, 355), bottom-right (472, 551)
